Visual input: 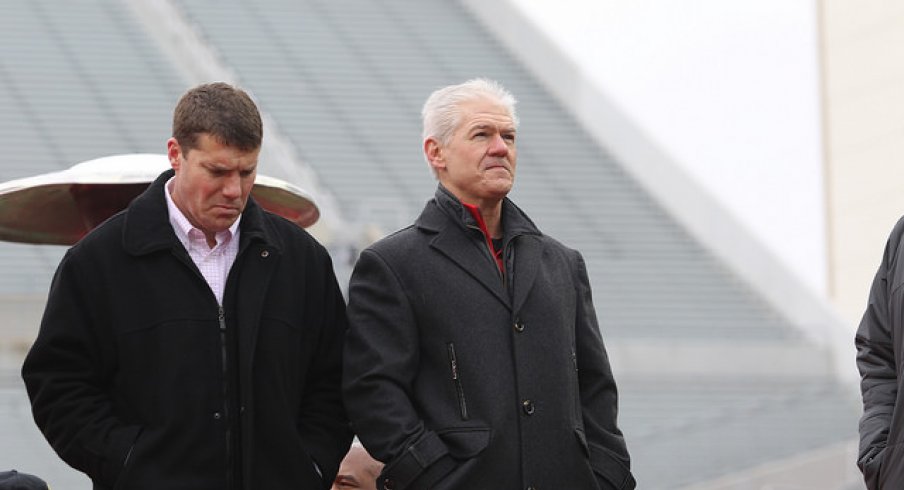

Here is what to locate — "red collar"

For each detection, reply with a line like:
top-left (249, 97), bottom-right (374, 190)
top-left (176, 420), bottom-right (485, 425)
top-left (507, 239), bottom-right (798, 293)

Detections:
top-left (462, 203), bottom-right (504, 273)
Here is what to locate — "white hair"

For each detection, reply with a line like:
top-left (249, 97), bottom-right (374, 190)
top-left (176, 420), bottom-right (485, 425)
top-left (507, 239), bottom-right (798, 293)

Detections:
top-left (421, 78), bottom-right (519, 147)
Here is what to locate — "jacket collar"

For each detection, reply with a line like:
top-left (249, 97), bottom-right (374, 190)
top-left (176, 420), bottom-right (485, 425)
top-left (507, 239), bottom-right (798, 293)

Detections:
top-left (122, 169), bottom-right (277, 257)
top-left (417, 184), bottom-right (542, 241)
top-left (415, 184), bottom-right (543, 311)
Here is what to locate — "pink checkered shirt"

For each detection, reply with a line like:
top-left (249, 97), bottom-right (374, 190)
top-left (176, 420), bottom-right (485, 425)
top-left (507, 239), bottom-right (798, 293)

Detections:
top-left (164, 178), bottom-right (240, 305)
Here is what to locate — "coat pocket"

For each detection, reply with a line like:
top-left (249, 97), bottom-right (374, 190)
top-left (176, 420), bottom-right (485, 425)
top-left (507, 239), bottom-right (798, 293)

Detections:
top-left (859, 444), bottom-right (885, 489)
top-left (447, 342), bottom-right (469, 421)
top-left (588, 440), bottom-right (636, 490)
top-left (108, 425), bottom-right (142, 490)
top-left (437, 426), bottom-right (492, 459)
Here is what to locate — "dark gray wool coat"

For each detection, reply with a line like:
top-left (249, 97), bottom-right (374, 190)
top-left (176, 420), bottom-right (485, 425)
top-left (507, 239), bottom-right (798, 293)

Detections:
top-left (344, 185), bottom-right (635, 490)
top-left (22, 170), bottom-right (352, 490)
top-left (857, 215), bottom-right (904, 489)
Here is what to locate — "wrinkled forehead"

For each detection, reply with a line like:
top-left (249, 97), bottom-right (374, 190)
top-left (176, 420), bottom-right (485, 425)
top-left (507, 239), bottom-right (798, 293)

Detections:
top-left (456, 98), bottom-right (515, 131)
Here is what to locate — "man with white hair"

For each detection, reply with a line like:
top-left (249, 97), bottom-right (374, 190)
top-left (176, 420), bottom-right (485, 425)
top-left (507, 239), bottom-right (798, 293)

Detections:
top-left (343, 79), bottom-right (635, 490)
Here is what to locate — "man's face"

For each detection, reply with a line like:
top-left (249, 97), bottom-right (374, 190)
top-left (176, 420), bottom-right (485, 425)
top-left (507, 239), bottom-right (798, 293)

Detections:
top-left (331, 446), bottom-right (382, 490)
top-left (426, 98), bottom-right (517, 204)
top-left (167, 133), bottom-right (259, 241)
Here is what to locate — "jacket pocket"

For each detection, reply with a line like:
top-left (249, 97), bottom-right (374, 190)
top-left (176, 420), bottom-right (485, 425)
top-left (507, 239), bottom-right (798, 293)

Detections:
top-left (588, 440), bottom-right (635, 490)
top-left (437, 426), bottom-right (491, 459)
top-left (447, 343), bottom-right (469, 421)
top-left (575, 426), bottom-right (591, 458)
top-left (107, 425), bottom-right (142, 490)
top-left (860, 444), bottom-right (885, 490)
top-left (429, 427), bottom-right (493, 490)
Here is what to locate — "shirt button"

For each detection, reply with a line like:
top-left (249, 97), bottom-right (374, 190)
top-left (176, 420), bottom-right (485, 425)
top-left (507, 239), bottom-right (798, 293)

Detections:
top-left (522, 399), bottom-right (535, 415)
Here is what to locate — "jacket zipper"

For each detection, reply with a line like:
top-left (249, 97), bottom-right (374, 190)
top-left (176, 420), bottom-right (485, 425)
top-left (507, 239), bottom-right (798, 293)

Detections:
top-left (447, 342), bottom-right (469, 421)
top-left (218, 306), bottom-right (232, 489)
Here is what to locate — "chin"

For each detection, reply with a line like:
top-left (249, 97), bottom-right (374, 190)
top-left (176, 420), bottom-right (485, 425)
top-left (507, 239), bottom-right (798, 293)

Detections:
top-left (487, 182), bottom-right (513, 197)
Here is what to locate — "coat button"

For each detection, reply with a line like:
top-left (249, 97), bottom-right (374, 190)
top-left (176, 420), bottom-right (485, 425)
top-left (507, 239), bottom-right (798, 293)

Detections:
top-left (383, 479), bottom-right (395, 490)
top-left (213, 412), bottom-right (222, 420)
top-left (514, 320), bottom-right (525, 332)
top-left (261, 250), bottom-right (269, 258)
top-left (522, 399), bottom-right (535, 415)
top-left (527, 486), bottom-right (537, 490)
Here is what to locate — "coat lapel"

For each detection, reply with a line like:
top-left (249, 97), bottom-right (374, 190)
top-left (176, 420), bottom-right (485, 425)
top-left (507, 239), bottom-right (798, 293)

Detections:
top-left (417, 186), bottom-right (544, 311)
top-left (430, 226), bottom-right (511, 309)
top-left (511, 235), bottom-right (542, 314)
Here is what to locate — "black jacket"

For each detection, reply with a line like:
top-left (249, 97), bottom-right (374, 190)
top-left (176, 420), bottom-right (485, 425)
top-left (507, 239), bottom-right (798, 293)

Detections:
top-left (22, 170), bottom-right (351, 490)
top-left (857, 215), bottom-right (904, 489)
top-left (344, 186), bottom-right (634, 490)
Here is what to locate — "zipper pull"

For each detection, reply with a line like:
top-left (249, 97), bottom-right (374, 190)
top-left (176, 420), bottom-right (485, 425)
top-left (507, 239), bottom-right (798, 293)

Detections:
top-left (218, 306), bottom-right (226, 332)
top-left (448, 344), bottom-right (459, 380)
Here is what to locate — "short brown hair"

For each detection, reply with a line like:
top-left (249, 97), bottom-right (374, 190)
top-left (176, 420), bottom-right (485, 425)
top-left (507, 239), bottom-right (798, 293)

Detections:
top-left (172, 82), bottom-right (263, 153)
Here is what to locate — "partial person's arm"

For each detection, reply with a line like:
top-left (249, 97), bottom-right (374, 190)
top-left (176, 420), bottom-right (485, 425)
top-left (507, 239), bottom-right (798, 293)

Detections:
top-left (297, 252), bottom-right (354, 487)
top-left (343, 249), bottom-right (457, 490)
top-left (21, 251), bottom-right (140, 486)
top-left (855, 222), bottom-right (902, 490)
top-left (572, 251), bottom-right (636, 490)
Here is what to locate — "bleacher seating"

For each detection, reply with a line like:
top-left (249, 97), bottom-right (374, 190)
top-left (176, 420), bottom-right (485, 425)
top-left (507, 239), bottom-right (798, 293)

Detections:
top-left (0, 0), bottom-right (862, 488)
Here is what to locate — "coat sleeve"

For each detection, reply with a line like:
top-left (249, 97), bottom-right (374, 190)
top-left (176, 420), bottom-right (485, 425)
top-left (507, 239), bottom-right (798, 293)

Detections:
top-left (343, 248), bottom-right (457, 490)
top-left (855, 220), bottom-right (904, 489)
top-left (572, 251), bottom-right (636, 490)
top-left (297, 251), bottom-right (354, 488)
top-left (21, 250), bottom-right (140, 486)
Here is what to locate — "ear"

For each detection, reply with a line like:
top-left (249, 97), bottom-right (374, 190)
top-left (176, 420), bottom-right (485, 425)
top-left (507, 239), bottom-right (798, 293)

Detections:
top-left (424, 137), bottom-right (444, 173)
top-left (167, 138), bottom-right (182, 172)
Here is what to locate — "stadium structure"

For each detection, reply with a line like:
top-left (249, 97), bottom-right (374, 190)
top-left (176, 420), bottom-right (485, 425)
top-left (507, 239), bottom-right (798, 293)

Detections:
top-left (0, 1), bottom-right (865, 488)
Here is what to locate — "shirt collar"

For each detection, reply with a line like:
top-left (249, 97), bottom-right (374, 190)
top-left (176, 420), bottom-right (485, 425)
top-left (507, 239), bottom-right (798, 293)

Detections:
top-left (164, 177), bottom-right (241, 250)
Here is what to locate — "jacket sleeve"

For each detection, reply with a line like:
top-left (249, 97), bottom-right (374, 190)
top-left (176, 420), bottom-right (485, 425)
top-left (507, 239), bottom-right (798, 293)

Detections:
top-left (297, 251), bottom-right (354, 489)
top-left (343, 249), bottom-right (457, 490)
top-left (21, 250), bottom-right (140, 486)
top-left (572, 251), bottom-right (636, 490)
top-left (855, 220), bottom-right (904, 489)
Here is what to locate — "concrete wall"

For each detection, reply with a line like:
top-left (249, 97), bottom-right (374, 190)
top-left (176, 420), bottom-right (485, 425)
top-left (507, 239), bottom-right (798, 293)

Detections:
top-left (821, 1), bottom-right (904, 327)
top-left (476, 0), bottom-right (827, 297)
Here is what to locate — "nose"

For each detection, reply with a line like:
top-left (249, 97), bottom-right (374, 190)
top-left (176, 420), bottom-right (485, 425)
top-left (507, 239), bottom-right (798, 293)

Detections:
top-left (222, 173), bottom-right (242, 199)
top-left (487, 133), bottom-right (509, 157)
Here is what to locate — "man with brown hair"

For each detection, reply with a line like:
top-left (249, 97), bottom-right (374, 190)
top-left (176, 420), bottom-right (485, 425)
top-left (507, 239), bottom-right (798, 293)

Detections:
top-left (23, 82), bottom-right (351, 489)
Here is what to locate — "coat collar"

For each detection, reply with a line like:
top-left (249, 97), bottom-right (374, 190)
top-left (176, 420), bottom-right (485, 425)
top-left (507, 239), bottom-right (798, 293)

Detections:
top-left (121, 169), bottom-right (278, 257)
top-left (416, 184), bottom-right (541, 239)
top-left (415, 185), bottom-right (543, 310)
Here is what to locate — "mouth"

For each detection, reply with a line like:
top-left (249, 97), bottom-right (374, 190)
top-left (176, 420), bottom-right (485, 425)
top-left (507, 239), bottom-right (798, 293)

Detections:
top-left (484, 162), bottom-right (510, 172)
top-left (213, 205), bottom-right (241, 214)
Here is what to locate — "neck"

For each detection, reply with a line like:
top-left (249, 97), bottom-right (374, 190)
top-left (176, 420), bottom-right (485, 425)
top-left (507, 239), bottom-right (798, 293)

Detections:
top-left (480, 202), bottom-right (503, 239)
top-left (203, 233), bottom-right (217, 249)
top-left (466, 199), bottom-right (503, 239)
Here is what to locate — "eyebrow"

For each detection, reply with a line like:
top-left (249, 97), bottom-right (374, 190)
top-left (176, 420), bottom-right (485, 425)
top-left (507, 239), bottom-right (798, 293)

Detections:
top-left (203, 161), bottom-right (257, 171)
top-left (468, 123), bottom-right (516, 133)
top-left (335, 475), bottom-right (359, 484)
